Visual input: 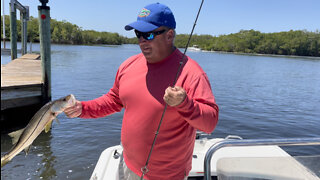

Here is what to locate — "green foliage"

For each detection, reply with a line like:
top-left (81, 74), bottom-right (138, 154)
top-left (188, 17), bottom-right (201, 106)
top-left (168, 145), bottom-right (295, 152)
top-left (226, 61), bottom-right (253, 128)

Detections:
top-left (177, 29), bottom-right (319, 57)
top-left (27, 16), bottom-right (39, 42)
top-left (1, 15), bottom-right (10, 40)
top-left (1, 15), bottom-right (319, 56)
top-left (50, 19), bottom-right (123, 45)
top-left (1, 15), bottom-right (125, 45)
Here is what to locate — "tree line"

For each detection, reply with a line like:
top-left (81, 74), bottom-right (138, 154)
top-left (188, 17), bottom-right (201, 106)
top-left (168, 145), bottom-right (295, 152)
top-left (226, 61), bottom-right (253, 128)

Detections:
top-left (1, 15), bottom-right (127, 45)
top-left (179, 30), bottom-right (319, 57)
top-left (1, 15), bottom-right (319, 57)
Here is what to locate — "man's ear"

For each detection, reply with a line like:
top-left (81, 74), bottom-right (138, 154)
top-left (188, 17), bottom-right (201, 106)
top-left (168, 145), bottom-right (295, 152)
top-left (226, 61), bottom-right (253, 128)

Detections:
top-left (166, 29), bottom-right (175, 43)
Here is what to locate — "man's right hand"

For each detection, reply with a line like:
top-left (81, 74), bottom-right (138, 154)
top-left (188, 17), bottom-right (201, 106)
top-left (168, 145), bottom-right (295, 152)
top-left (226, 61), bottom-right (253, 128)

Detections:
top-left (64, 100), bottom-right (82, 118)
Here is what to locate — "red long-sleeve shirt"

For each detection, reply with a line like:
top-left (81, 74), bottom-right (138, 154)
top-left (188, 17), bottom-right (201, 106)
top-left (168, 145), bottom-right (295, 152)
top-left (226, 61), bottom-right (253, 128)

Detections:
top-left (80, 49), bottom-right (219, 180)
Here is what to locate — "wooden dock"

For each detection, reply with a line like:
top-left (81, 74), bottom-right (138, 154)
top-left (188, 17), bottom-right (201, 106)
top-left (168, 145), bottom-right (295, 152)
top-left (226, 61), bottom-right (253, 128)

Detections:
top-left (1, 54), bottom-right (43, 111)
top-left (1, 53), bottom-right (47, 133)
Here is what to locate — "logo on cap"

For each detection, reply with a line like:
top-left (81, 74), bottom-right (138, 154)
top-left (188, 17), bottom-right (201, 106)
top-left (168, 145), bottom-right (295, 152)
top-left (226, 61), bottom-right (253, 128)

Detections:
top-left (138, 8), bottom-right (151, 17)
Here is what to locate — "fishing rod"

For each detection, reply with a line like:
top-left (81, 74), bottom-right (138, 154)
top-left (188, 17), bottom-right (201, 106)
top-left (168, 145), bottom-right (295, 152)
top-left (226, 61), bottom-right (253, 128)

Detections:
top-left (140, 0), bottom-right (205, 179)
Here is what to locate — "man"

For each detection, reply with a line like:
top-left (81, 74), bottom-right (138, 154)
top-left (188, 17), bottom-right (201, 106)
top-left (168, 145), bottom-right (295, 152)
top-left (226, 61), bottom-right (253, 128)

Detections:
top-left (65, 3), bottom-right (219, 180)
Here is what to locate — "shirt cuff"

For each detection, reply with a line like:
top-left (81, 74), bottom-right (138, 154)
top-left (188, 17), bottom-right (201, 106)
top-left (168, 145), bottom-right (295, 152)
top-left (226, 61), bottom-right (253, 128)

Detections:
top-left (79, 101), bottom-right (86, 118)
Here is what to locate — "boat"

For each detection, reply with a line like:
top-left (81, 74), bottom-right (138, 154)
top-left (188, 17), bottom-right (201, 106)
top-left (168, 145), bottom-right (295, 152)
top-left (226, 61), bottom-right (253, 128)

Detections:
top-left (188, 45), bottom-right (202, 52)
top-left (90, 132), bottom-right (320, 180)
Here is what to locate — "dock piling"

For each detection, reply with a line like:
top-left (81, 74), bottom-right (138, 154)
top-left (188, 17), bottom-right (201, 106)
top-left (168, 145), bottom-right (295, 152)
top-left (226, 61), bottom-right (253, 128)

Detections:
top-left (20, 6), bottom-right (29, 55)
top-left (9, 0), bottom-right (29, 59)
top-left (2, 0), bottom-right (6, 49)
top-left (9, 1), bottom-right (17, 60)
top-left (38, 0), bottom-right (51, 103)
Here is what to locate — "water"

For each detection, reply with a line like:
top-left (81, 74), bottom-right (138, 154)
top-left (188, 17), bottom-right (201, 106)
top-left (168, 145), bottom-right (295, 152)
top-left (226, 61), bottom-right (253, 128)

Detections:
top-left (1, 43), bottom-right (320, 179)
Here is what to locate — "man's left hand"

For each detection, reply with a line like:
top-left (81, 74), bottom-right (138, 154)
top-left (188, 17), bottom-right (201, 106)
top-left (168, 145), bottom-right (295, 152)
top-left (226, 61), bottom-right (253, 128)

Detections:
top-left (163, 86), bottom-right (186, 107)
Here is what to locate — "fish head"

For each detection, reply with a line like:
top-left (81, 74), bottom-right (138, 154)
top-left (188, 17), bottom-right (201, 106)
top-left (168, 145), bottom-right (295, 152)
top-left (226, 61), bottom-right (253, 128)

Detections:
top-left (51, 94), bottom-right (76, 113)
top-left (64, 94), bottom-right (76, 107)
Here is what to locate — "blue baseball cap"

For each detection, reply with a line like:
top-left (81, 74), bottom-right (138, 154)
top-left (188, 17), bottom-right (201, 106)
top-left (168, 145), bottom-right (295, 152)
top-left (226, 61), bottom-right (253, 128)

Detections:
top-left (125, 3), bottom-right (176, 32)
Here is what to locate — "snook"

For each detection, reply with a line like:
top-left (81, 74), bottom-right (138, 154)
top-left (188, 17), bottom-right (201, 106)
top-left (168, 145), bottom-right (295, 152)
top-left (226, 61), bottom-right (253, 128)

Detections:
top-left (1, 94), bottom-right (76, 167)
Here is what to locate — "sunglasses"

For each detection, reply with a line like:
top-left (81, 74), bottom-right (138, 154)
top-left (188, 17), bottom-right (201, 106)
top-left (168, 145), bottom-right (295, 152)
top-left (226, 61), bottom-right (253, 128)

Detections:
top-left (135, 29), bottom-right (167, 40)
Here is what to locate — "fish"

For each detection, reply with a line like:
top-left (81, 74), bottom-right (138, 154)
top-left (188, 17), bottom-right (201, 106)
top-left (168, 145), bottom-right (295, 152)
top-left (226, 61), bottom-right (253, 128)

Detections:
top-left (1, 94), bottom-right (76, 167)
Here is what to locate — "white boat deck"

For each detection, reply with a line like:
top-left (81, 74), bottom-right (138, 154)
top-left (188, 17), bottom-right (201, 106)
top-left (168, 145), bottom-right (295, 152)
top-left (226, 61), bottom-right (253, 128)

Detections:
top-left (190, 138), bottom-right (290, 177)
top-left (89, 137), bottom-right (320, 180)
top-left (217, 156), bottom-right (319, 179)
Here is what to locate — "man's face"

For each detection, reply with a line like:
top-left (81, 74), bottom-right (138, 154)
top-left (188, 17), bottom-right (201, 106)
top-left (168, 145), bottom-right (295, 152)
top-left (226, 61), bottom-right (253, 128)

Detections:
top-left (136, 27), bottom-right (174, 63)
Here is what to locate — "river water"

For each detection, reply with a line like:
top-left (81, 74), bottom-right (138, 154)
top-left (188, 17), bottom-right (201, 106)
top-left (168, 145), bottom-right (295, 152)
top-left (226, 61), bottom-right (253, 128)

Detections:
top-left (1, 43), bottom-right (320, 179)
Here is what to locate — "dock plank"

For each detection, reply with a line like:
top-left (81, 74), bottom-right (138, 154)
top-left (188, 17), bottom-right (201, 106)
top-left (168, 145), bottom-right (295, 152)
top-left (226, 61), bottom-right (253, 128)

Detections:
top-left (19, 54), bottom-right (40, 60)
top-left (1, 54), bottom-right (42, 87)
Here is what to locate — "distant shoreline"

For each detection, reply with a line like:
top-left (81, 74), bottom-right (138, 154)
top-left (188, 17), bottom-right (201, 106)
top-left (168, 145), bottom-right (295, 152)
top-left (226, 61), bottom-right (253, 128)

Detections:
top-left (2, 41), bottom-right (319, 60)
top-left (201, 50), bottom-right (320, 60)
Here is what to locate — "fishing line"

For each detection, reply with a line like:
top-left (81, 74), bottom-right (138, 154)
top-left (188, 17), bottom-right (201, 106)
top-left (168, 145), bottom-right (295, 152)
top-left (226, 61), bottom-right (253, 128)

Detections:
top-left (140, 0), bottom-right (205, 179)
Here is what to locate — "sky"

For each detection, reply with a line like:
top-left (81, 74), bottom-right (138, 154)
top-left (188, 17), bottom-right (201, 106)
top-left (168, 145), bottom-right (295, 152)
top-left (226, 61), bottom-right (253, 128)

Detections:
top-left (1, 0), bottom-right (319, 38)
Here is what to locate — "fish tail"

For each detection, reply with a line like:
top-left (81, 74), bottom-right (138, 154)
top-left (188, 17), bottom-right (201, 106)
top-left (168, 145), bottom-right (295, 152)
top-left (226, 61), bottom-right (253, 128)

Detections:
top-left (1, 155), bottom-right (11, 167)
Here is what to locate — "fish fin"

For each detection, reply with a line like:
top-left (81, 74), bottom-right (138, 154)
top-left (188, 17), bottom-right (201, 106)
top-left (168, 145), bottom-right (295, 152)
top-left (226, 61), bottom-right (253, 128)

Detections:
top-left (1, 156), bottom-right (10, 167)
top-left (24, 145), bottom-right (32, 155)
top-left (44, 121), bottom-right (52, 133)
top-left (55, 118), bottom-right (60, 125)
top-left (8, 128), bottom-right (25, 145)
